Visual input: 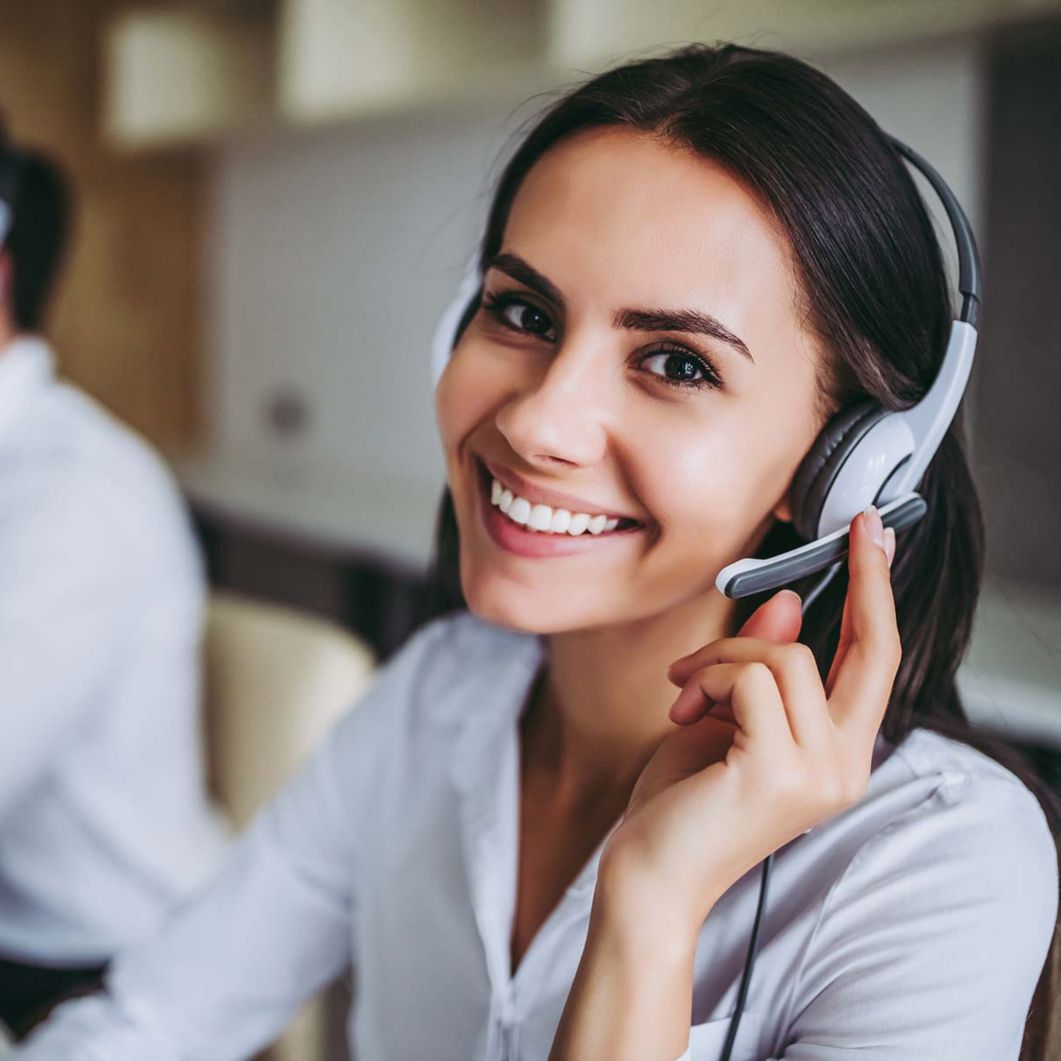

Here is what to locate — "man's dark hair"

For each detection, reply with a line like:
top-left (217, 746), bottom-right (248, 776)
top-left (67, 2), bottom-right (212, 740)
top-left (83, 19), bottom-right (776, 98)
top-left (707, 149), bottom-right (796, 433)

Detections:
top-left (0, 136), bottom-right (71, 330)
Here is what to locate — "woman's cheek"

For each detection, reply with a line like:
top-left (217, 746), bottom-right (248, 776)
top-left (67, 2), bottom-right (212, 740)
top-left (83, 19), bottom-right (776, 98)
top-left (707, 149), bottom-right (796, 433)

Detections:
top-left (658, 434), bottom-right (775, 554)
top-left (435, 349), bottom-right (486, 459)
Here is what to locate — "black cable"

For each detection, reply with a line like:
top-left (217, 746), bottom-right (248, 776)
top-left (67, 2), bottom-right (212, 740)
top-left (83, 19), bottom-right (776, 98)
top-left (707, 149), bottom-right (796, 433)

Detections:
top-left (719, 851), bottom-right (772, 1061)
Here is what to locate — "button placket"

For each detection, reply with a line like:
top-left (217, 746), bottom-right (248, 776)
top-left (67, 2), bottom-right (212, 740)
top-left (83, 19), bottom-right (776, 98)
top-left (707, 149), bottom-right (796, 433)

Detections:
top-left (487, 991), bottom-right (520, 1061)
top-left (499, 1016), bottom-right (519, 1060)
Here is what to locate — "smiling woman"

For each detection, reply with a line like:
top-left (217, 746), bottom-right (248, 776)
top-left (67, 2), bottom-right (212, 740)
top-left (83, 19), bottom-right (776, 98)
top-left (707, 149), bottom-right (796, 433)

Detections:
top-left (15, 40), bottom-right (1060, 1061)
top-left (425, 41), bottom-right (1060, 1060)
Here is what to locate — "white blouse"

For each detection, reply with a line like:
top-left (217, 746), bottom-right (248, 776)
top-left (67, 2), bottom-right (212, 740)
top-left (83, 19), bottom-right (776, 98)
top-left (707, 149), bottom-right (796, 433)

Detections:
top-left (18, 608), bottom-right (1057, 1060)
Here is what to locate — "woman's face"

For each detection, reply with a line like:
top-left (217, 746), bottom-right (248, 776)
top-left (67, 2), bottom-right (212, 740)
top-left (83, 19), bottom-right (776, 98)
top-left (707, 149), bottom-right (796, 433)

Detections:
top-left (435, 126), bottom-right (826, 634)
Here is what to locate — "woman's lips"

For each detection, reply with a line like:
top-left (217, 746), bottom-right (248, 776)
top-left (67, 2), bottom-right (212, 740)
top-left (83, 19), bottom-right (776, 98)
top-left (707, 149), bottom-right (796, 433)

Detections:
top-left (474, 457), bottom-right (646, 559)
top-left (482, 457), bottom-right (641, 525)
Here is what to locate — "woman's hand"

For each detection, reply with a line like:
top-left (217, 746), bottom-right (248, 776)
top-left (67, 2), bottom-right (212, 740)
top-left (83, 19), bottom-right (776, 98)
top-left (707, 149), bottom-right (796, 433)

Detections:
top-left (599, 506), bottom-right (898, 933)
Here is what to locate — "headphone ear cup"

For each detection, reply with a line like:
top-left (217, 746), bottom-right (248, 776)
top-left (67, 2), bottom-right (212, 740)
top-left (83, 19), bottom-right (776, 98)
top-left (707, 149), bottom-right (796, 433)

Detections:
top-left (789, 402), bottom-right (890, 541)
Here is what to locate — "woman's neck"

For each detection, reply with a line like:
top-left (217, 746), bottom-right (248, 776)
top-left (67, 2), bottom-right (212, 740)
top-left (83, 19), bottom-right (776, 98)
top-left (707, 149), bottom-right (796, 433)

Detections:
top-left (525, 590), bottom-right (739, 805)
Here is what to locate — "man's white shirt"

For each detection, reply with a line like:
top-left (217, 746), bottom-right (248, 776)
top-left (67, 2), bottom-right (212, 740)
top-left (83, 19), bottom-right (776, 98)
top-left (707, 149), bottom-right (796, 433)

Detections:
top-left (0, 335), bottom-right (229, 965)
top-left (17, 604), bottom-right (1058, 1059)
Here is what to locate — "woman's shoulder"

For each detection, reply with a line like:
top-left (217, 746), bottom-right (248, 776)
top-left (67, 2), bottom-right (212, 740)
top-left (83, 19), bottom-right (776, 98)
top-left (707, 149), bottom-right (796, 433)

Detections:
top-left (832, 725), bottom-right (1058, 920)
top-left (886, 726), bottom-right (1056, 863)
top-left (762, 726), bottom-right (1058, 1058)
top-left (891, 723), bottom-right (1045, 788)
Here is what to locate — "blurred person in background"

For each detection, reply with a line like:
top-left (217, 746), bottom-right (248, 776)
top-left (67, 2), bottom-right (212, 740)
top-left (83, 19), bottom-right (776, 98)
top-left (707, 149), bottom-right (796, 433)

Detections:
top-left (0, 127), bottom-right (229, 1040)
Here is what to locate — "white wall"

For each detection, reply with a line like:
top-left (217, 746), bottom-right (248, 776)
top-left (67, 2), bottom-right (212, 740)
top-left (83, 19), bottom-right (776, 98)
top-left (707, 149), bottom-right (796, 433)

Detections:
top-left (202, 34), bottom-right (984, 516)
top-left (203, 102), bottom-right (519, 499)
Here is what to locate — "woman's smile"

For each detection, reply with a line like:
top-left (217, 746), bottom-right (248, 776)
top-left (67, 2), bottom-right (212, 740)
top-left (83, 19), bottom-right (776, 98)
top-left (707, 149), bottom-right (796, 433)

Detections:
top-left (474, 455), bottom-right (649, 559)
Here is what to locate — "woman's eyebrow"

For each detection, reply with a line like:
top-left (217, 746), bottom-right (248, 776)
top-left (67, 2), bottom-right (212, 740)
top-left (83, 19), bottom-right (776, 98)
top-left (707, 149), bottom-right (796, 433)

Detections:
top-left (485, 251), bottom-right (754, 363)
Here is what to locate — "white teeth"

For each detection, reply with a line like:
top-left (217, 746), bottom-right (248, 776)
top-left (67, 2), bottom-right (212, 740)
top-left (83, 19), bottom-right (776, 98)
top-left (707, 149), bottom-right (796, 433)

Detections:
top-left (488, 476), bottom-right (637, 537)
top-left (567, 512), bottom-right (590, 535)
top-left (509, 497), bottom-right (531, 525)
top-left (528, 504), bottom-right (553, 531)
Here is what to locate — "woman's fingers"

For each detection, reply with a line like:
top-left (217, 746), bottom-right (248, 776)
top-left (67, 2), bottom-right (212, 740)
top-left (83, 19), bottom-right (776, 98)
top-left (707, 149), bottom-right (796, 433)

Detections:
top-left (669, 637), bottom-right (831, 751)
top-left (826, 508), bottom-right (901, 738)
top-left (668, 508), bottom-right (899, 745)
top-left (825, 518), bottom-right (895, 694)
top-left (669, 660), bottom-right (791, 747)
top-left (667, 589), bottom-right (801, 687)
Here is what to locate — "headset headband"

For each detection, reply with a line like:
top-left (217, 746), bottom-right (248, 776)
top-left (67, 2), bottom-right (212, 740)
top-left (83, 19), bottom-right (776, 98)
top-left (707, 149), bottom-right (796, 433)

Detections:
top-left (887, 136), bottom-right (981, 326)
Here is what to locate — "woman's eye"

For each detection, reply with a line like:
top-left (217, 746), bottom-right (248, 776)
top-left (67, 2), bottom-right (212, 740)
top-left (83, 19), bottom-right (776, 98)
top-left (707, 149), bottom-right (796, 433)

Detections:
top-left (482, 292), bottom-right (556, 341)
top-left (640, 347), bottom-right (723, 391)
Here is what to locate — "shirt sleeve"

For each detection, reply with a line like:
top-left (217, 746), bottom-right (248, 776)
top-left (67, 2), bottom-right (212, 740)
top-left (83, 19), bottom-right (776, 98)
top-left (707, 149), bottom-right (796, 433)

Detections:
top-left (764, 772), bottom-right (1058, 1060)
top-left (0, 477), bottom-right (142, 825)
top-left (15, 617), bottom-right (450, 1061)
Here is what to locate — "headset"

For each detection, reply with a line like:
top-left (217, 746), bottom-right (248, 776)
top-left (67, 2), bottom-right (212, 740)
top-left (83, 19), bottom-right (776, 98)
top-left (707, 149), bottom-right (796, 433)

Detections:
top-left (430, 134), bottom-right (981, 1058)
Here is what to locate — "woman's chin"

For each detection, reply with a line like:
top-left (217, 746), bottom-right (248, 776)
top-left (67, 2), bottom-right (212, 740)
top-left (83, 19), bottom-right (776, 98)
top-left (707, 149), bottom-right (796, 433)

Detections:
top-left (461, 578), bottom-right (592, 636)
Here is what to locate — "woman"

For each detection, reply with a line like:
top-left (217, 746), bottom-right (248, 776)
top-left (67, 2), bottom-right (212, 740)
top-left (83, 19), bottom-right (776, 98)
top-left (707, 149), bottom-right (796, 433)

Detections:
top-left (17, 41), bottom-right (1059, 1061)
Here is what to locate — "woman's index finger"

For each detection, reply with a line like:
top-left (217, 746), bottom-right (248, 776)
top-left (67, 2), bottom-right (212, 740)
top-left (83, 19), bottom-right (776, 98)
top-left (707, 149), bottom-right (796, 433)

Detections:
top-left (827, 509), bottom-right (902, 730)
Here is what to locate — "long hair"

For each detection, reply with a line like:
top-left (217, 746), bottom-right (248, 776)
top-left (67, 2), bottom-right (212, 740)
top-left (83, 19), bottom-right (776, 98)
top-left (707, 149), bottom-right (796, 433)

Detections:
top-left (418, 42), bottom-right (1060, 1056)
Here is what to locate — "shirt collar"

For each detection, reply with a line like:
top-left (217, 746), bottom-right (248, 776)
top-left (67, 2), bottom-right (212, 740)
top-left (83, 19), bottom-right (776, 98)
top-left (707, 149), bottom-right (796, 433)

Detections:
top-left (0, 333), bottom-right (56, 447)
top-left (446, 618), bottom-right (624, 994)
top-left (446, 620), bottom-right (546, 992)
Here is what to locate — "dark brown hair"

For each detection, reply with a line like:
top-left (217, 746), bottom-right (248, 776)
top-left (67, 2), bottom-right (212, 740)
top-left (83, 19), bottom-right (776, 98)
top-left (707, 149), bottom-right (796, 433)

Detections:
top-left (420, 42), bottom-right (1060, 1055)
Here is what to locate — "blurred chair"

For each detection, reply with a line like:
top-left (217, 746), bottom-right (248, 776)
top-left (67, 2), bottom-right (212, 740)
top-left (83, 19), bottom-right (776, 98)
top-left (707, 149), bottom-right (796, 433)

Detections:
top-left (203, 591), bottom-right (377, 1061)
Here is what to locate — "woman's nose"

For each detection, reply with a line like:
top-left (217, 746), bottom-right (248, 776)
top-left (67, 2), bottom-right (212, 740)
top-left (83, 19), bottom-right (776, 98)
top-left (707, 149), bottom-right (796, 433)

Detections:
top-left (494, 342), bottom-right (611, 469)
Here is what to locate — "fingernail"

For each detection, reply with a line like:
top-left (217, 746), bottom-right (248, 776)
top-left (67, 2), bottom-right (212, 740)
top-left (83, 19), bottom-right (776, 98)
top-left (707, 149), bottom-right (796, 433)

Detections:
top-left (884, 526), bottom-right (896, 568)
top-left (777, 588), bottom-right (802, 606)
top-left (862, 504), bottom-right (885, 550)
